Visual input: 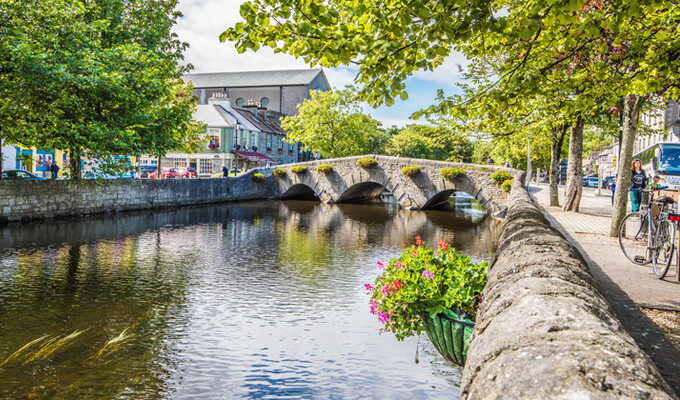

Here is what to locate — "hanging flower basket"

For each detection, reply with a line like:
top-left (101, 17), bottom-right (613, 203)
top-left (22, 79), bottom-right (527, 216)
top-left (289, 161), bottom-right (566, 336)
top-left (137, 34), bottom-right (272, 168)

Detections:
top-left (273, 168), bottom-right (286, 178)
top-left (421, 309), bottom-right (475, 365)
top-left (401, 165), bottom-right (421, 177)
top-left (440, 167), bottom-right (465, 181)
top-left (366, 237), bottom-right (487, 366)
top-left (316, 164), bottom-right (333, 174)
top-left (251, 173), bottom-right (265, 183)
top-left (357, 157), bottom-right (377, 168)
top-left (291, 165), bottom-right (308, 174)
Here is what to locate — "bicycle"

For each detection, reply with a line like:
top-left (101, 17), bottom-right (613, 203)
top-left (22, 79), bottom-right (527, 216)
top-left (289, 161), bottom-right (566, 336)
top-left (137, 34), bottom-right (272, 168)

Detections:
top-left (618, 187), bottom-right (678, 278)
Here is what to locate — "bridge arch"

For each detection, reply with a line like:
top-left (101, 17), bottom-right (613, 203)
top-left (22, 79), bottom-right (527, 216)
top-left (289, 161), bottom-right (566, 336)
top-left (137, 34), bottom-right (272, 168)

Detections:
top-left (281, 183), bottom-right (320, 201)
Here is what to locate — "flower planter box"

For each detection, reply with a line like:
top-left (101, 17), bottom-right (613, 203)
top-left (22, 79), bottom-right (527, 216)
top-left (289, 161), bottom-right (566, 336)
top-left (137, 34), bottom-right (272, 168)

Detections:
top-left (421, 309), bottom-right (474, 366)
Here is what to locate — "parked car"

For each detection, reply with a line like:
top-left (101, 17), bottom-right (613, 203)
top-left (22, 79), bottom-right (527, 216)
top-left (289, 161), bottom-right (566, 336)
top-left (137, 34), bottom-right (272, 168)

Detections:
top-left (178, 167), bottom-right (199, 178)
top-left (149, 167), bottom-right (182, 179)
top-left (583, 173), bottom-right (597, 186)
top-left (1, 169), bottom-right (44, 180)
top-left (587, 176), bottom-right (600, 188)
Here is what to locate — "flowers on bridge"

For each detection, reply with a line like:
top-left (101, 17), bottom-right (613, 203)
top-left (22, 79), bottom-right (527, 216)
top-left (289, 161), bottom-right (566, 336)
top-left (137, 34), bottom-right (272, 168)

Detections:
top-left (291, 165), bottom-right (308, 174)
top-left (366, 235), bottom-right (488, 341)
top-left (357, 157), bottom-right (377, 168)
top-left (251, 173), bottom-right (265, 183)
top-left (440, 167), bottom-right (465, 181)
top-left (491, 170), bottom-right (513, 193)
top-left (401, 165), bottom-right (421, 177)
top-left (316, 164), bottom-right (333, 174)
top-left (273, 168), bottom-right (286, 178)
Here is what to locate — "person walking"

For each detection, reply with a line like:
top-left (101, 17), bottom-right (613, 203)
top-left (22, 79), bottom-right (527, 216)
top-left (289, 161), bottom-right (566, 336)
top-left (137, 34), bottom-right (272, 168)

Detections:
top-left (487, 156), bottom-right (495, 165)
top-left (610, 176), bottom-right (616, 204)
top-left (50, 161), bottom-right (60, 180)
top-left (222, 164), bottom-right (229, 177)
top-left (630, 158), bottom-right (647, 212)
top-left (504, 159), bottom-right (511, 168)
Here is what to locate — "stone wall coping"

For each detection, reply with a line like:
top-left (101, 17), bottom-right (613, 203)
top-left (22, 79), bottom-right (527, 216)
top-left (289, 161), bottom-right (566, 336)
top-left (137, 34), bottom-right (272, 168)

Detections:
top-left (460, 174), bottom-right (677, 399)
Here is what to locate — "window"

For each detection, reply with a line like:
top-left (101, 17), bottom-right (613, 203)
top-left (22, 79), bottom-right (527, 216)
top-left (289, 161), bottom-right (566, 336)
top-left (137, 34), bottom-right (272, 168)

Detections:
top-left (199, 159), bottom-right (212, 175)
top-left (266, 135), bottom-right (272, 149)
top-left (207, 128), bottom-right (220, 149)
top-left (235, 98), bottom-right (244, 107)
top-left (173, 158), bottom-right (187, 167)
top-left (260, 97), bottom-right (269, 108)
top-left (278, 136), bottom-right (283, 149)
top-left (289, 142), bottom-right (294, 151)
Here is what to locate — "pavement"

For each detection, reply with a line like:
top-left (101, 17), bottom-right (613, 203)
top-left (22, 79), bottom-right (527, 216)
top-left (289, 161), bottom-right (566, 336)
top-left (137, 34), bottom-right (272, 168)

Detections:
top-left (529, 182), bottom-right (679, 310)
top-left (529, 182), bottom-right (680, 393)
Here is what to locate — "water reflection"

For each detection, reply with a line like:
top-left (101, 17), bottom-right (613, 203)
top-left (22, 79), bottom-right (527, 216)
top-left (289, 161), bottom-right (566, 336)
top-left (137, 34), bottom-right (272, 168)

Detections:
top-left (0, 199), bottom-right (497, 399)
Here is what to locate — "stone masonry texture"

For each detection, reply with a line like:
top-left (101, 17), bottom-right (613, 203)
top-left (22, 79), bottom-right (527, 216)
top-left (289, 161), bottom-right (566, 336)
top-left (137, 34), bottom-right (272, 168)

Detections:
top-left (460, 177), bottom-right (677, 399)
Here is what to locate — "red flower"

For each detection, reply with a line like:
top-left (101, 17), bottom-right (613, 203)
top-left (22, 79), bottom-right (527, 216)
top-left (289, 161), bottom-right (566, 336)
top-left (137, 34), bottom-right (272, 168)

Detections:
top-left (411, 248), bottom-right (417, 257)
top-left (415, 235), bottom-right (422, 246)
top-left (392, 279), bottom-right (401, 291)
top-left (438, 240), bottom-right (448, 251)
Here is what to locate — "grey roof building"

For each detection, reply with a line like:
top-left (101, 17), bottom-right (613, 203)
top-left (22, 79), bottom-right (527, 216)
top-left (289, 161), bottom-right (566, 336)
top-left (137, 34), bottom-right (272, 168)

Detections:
top-left (184, 69), bottom-right (330, 116)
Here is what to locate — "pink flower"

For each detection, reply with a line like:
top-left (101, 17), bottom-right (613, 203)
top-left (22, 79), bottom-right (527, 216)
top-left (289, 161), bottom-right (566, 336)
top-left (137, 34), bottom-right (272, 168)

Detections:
top-left (369, 301), bottom-right (379, 315)
top-left (411, 248), bottom-right (417, 257)
top-left (438, 240), bottom-right (449, 251)
top-left (395, 262), bottom-right (405, 270)
top-left (422, 269), bottom-right (434, 280)
top-left (415, 235), bottom-right (422, 245)
top-left (364, 283), bottom-right (374, 291)
top-left (377, 261), bottom-right (385, 270)
top-left (378, 311), bottom-right (391, 323)
top-left (381, 283), bottom-right (391, 296)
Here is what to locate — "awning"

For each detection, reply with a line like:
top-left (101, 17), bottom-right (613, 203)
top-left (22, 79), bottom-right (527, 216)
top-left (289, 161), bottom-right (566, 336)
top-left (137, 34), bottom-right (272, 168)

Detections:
top-left (233, 151), bottom-right (276, 163)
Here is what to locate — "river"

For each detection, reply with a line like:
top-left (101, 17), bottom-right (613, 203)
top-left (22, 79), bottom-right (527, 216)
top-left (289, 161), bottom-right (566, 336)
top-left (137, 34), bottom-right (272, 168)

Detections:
top-left (0, 198), bottom-right (498, 399)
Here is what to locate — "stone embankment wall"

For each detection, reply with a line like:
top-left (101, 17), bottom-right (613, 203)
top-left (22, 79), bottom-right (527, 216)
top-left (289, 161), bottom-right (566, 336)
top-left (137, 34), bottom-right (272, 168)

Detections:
top-left (0, 172), bottom-right (278, 223)
top-left (460, 177), bottom-right (677, 399)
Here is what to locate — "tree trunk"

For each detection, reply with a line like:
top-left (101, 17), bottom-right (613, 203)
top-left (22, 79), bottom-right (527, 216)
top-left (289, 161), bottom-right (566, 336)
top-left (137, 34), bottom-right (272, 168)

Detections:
top-left (0, 139), bottom-right (3, 178)
top-left (609, 94), bottom-right (645, 236)
top-left (562, 115), bottom-right (585, 211)
top-left (70, 148), bottom-right (81, 181)
top-left (549, 125), bottom-right (568, 206)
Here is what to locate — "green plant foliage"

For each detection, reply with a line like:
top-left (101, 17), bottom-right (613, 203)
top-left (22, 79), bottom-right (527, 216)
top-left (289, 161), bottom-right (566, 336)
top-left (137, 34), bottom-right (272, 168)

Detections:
top-left (501, 179), bottom-right (512, 193)
top-left (491, 170), bottom-right (512, 185)
top-left (356, 157), bottom-right (377, 168)
top-left (440, 168), bottom-right (465, 181)
top-left (273, 168), bottom-right (286, 178)
top-left (366, 237), bottom-right (488, 341)
top-left (479, 167), bottom-right (490, 172)
top-left (290, 165), bottom-right (308, 174)
top-left (279, 86), bottom-right (384, 158)
top-left (0, 0), bottom-right (205, 180)
top-left (401, 165), bottom-right (421, 177)
top-left (387, 124), bottom-right (473, 162)
top-left (252, 173), bottom-right (265, 182)
top-left (316, 164), bottom-right (333, 173)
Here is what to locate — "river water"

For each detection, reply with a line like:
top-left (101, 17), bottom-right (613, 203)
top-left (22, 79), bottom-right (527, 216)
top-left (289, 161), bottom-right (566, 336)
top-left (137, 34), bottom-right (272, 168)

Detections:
top-left (0, 198), bottom-right (498, 399)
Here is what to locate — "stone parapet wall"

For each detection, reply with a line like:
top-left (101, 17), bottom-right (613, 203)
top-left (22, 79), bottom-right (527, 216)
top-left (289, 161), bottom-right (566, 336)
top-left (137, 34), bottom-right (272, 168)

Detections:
top-left (460, 177), bottom-right (676, 399)
top-left (0, 172), bottom-right (278, 223)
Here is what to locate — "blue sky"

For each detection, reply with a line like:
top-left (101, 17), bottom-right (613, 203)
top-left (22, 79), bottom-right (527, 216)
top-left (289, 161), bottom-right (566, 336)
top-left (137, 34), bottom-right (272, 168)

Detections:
top-left (175, 0), bottom-right (467, 127)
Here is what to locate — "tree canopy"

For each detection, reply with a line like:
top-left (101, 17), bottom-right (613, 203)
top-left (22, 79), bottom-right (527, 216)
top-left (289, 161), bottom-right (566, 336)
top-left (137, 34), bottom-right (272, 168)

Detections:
top-left (281, 86), bottom-right (384, 158)
top-left (0, 0), bottom-right (204, 177)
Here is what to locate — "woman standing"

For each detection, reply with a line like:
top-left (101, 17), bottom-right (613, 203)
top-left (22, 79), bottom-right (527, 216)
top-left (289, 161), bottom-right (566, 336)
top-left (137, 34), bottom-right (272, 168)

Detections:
top-left (630, 158), bottom-right (647, 212)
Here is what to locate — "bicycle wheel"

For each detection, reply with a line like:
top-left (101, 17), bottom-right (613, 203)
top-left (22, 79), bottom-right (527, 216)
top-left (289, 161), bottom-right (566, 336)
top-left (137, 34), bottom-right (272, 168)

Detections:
top-left (619, 212), bottom-right (650, 265)
top-left (652, 220), bottom-right (675, 279)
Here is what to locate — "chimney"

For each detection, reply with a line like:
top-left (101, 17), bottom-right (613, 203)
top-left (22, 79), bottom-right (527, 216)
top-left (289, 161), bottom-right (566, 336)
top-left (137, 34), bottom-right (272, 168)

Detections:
top-left (207, 91), bottom-right (230, 109)
top-left (257, 102), bottom-right (268, 120)
top-left (242, 100), bottom-right (258, 116)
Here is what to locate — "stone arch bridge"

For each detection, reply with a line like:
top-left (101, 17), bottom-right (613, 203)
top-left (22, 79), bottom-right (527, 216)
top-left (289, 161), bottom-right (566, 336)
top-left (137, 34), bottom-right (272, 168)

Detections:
top-left (264, 155), bottom-right (513, 211)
